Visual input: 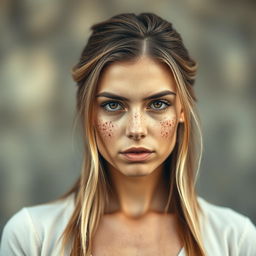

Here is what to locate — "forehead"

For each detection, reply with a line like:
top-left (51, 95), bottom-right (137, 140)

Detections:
top-left (96, 57), bottom-right (177, 96)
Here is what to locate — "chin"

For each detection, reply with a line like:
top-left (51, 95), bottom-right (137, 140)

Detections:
top-left (125, 172), bottom-right (149, 177)
top-left (121, 167), bottom-right (153, 177)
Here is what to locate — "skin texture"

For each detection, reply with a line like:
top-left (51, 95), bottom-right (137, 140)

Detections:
top-left (93, 55), bottom-right (184, 216)
top-left (92, 56), bottom-right (184, 255)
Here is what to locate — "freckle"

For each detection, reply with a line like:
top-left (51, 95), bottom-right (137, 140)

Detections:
top-left (95, 120), bottom-right (115, 138)
top-left (159, 118), bottom-right (176, 138)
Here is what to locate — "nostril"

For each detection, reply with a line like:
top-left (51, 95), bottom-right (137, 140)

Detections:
top-left (127, 133), bottom-right (145, 140)
top-left (126, 114), bottom-right (147, 139)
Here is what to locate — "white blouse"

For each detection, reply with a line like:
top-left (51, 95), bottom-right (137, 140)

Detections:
top-left (1, 194), bottom-right (256, 256)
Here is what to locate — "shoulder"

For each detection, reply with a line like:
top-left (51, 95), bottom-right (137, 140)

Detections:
top-left (25, 193), bottom-right (75, 228)
top-left (0, 194), bottom-right (75, 256)
top-left (198, 196), bottom-right (250, 225)
top-left (197, 196), bottom-right (256, 255)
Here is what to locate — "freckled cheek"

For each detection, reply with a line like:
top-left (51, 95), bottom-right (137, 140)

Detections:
top-left (159, 118), bottom-right (177, 139)
top-left (95, 119), bottom-right (117, 140)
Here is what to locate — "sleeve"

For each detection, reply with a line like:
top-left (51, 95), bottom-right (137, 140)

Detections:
top-left (237, 217), bottom-right (256, 256)
top-left (0, 208), bottom-right (41, 256)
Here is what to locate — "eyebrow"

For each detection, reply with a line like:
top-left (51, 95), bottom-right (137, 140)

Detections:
top-left (96, 90), bottom-right (176, 101)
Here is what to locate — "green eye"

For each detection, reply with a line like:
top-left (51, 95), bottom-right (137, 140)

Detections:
top-left (100, 99), bottom-right (171, 113)
top-left (101, 102), bottom-right (124, 112)
top-left (150, 100), bottom-right (171, 110)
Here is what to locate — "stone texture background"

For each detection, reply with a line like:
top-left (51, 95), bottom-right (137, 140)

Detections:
top-left (1, 0), bottom-right (256, 235)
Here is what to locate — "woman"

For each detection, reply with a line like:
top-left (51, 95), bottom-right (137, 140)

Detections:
top-left (1, 12), bottom-right (256, 256)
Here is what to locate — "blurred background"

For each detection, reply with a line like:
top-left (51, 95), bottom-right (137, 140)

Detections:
top-left (0, 0), bottom-right (256, 235)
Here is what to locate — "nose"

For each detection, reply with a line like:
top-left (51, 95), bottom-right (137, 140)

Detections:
top-left (126, 111), bottom-right (147, 140)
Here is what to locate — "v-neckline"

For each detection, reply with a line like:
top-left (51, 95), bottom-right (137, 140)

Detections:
top-left (90, 247), bottom-right (185, 256)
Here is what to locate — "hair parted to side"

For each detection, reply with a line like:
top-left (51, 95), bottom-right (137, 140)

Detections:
top-left (60, 12), bottom-right (206, 256)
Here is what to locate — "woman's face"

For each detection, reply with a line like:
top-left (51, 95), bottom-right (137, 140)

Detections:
top-left (93, 56), bottom-right (184, 177)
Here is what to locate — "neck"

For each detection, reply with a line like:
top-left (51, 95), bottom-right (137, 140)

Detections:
top-left (104, 163), bottom-right (171, 218)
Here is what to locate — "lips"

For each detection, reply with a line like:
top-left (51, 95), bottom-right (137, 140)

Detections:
top-left (121, 147), bottom-right (153, 154)
top-left (120, 147), bottom-right (154, 162)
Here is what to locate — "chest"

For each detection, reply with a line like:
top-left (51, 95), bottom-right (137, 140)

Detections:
top-left (91, 213), bottom-right (183, 256)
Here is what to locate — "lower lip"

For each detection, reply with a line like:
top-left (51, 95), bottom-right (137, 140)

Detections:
top-left (121, 152), bottom-right (153, 161)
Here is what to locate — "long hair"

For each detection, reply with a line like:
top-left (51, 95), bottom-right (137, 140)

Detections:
top-left (60, 12), bottom-right (206, 256)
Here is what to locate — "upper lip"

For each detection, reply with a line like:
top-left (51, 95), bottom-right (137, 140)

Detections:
top-left (121, 147), bottom-right (154, 153)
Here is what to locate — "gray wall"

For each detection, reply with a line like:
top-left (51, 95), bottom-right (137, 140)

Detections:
top-left (1, 0), bottom-right (256, 235)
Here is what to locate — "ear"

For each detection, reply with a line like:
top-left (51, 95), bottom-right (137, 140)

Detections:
top-left (179, 108), bottom-right (184, 123)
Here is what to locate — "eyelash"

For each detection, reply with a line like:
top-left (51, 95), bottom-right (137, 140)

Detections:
top-left (100, 99), bottom-right (172, 113)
